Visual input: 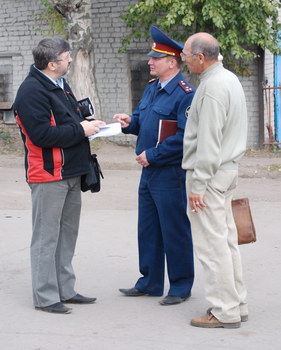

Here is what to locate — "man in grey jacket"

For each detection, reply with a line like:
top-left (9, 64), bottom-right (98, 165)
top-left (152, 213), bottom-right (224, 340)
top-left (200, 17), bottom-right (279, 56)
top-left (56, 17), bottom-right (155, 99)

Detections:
top-left (181, 33), bottom-right (248, 329)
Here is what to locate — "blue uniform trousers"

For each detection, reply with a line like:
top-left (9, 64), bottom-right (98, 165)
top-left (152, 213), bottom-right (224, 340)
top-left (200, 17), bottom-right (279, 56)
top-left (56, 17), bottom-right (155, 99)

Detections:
top-left (135, 165), bottom-right (194, 297)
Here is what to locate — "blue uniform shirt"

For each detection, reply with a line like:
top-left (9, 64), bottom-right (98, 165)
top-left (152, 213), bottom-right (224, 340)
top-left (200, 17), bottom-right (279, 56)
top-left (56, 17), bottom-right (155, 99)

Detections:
top-left (123, 71), bottom-right (195, 167)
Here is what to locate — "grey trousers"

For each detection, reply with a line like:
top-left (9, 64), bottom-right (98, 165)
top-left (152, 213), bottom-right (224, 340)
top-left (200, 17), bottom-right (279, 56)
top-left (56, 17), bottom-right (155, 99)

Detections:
top-left (186, 169), bottom-right (248, 323)
top-left (29, 177), bottom-right (81, 307)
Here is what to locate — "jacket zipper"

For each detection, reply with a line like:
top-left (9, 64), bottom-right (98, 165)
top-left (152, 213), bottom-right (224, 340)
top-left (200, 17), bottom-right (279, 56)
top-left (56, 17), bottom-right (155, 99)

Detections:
top-left (60, 149), bottom-right (65, 179)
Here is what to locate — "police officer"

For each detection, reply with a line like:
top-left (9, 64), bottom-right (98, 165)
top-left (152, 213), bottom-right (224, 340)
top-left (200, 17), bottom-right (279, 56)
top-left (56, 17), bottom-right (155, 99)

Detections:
top-left (113, 26), bottom-right (195, 305)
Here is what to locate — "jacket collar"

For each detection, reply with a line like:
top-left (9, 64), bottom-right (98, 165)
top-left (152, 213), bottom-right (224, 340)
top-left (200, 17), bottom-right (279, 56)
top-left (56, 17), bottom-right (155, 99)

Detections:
top-left (29, 64), bottom-right (63, 91)
top-left (161, 71), bottom-right (184, 95)
top-left (199, 62), bottom-right (222, 81)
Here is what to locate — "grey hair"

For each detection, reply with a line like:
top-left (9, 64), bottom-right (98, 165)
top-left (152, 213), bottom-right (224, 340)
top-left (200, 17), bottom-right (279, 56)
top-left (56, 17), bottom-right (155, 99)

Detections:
top-left (191, 35), bottom-right (219, 60)
top-left (32, 38), bottom-right (70, 70)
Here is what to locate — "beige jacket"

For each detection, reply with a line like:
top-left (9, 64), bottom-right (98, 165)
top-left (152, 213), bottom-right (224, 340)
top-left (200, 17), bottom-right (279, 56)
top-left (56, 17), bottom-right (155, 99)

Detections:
top-left (182, 62), bottom-right (248, 195)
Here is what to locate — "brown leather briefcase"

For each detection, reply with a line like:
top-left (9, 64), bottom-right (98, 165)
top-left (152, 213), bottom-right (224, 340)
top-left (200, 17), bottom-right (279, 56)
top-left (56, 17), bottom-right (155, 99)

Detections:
top-left (232, 198), bottom-right (256, 245)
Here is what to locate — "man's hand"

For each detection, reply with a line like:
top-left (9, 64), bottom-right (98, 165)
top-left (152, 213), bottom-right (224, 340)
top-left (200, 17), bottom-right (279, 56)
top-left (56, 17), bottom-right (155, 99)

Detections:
top-left (136, 151), bottom-right (150, 167)
top-left (80, 119), bottom-right (106, 137)
top-left (113, 113), bottom-right (131, 128)
top-left (189, 192), bottom-right (206, 213)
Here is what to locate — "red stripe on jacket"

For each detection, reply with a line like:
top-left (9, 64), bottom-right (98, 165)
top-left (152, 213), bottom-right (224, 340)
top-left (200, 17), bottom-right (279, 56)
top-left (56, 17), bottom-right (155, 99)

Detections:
top-left (49, 112), bottom-right (63, 180)
top-left (16, 112), bottom-right (63, 183)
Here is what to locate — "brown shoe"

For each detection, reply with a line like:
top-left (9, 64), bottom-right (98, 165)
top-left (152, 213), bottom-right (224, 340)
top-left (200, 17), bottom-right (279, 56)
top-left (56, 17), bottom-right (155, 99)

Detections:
top-left (206, 307), bottom-right (248, 322)
top-left (191, 313), bottom-right (241, 329)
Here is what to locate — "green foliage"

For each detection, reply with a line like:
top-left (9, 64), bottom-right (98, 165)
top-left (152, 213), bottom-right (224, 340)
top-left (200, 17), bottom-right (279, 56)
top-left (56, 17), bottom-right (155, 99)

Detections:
top-left (35, 0), bottom-right (68, 38)
top-left (121, 0), bottom-right (281, 74)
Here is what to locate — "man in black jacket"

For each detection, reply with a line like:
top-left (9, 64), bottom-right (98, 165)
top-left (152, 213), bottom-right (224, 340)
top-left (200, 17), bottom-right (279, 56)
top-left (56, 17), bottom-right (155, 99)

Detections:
top-left (14, 38), bottom-right (105, 314)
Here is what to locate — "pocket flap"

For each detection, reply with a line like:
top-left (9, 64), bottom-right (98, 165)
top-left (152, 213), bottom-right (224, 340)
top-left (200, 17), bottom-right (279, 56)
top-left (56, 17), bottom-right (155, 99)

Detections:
top-left (152, 105), bottom-right (172, 116)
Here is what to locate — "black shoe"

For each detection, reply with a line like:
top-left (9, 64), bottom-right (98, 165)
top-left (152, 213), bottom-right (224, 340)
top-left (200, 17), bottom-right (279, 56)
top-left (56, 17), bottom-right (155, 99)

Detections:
top-left (119, 287), bottom-right (147, 296)
top-left (62, 293), bottom-right (96, 304)
top-left (159, 295), bottom-right (189, 306)
top-left (35, 302), bottom-right (72, 314)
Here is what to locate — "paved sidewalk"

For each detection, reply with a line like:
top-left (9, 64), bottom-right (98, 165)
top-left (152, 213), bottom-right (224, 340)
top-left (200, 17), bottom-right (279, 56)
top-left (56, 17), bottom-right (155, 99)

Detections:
top-left (0, 143), bottom-right (281, 350)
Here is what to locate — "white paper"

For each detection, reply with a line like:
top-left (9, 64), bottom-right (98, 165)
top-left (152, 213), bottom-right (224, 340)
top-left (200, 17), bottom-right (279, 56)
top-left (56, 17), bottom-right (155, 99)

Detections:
top-left (88, 122), bottom-right (122, 140)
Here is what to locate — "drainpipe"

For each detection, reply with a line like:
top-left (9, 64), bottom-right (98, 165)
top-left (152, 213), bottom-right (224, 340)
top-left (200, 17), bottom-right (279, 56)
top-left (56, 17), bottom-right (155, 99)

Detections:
top-left (257, 46), bottom-right (265, 148)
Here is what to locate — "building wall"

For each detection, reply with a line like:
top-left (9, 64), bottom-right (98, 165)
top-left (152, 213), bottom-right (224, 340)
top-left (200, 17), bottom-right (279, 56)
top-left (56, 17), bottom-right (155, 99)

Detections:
top-left (263, 7), bottom-right (281, 145)
top-left (0, 0), bottom-right (43, 100)
top-left (91, 0), bottom-right (141, 144)
top-left (0, 0), bottom-right (263, 148)
top-left (240, 62), bottom-right (260, 148)
top-left (90, 0), bottom-right (261, 148)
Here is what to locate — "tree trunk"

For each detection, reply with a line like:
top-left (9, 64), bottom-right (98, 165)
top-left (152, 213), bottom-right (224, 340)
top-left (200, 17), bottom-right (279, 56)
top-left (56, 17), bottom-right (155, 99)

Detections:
top-left (49, 0), bottom-right (101, 119)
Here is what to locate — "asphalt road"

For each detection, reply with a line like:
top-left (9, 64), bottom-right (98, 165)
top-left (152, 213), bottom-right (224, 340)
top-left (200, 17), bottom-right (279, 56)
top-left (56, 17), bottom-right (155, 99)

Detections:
top-left (0, 143), bottom-right (281, 350)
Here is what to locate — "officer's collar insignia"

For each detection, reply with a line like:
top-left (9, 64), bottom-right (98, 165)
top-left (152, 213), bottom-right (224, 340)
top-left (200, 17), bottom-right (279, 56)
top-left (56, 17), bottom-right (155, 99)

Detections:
top-left (148, 78), bottom-right (156, 84)
top-left (179, 80), bottom-right (193, 93)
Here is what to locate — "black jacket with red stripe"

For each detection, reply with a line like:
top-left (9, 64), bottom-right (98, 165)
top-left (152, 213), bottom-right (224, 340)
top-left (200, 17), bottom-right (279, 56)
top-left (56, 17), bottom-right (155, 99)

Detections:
top-left (13, 65), bottom-right (91, 183)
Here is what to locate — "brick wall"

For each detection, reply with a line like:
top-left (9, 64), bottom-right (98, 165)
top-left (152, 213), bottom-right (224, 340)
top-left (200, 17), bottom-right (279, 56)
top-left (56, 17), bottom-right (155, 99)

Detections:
top-left (240, 61), bottom-right (260, 148)
top-left (0, 74), bottom-right (5, 101)
top-left (91, 0), bottom-right (139, 144)
top-left (0, 0), bottom-right (44, 100)
top-left (0, 0), bottom-right (269, 148)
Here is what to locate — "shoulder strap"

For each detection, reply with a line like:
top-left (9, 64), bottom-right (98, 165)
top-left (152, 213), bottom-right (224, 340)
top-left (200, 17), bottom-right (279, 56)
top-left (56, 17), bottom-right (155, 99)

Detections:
top-left (178, 80), bottom-right (193, 93)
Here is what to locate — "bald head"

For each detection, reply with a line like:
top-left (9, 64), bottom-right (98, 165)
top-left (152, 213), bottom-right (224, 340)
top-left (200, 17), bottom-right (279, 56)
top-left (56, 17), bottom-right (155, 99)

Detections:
top-left (181, 32), bottom-right (220, 74)
top-left (186, 32), bottom-right (219, 61)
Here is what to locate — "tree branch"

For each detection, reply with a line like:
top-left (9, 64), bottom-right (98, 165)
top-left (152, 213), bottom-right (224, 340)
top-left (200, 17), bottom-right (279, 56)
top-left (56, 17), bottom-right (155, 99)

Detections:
top-left (48, 0), bottom-right (84, 18)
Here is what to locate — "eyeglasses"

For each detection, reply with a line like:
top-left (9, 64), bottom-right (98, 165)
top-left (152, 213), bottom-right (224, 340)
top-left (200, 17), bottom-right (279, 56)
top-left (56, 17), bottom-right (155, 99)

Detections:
top-left (180, 52), bottom-right (201, 62)
top-left (55, 52), bottom-right (72, 62)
